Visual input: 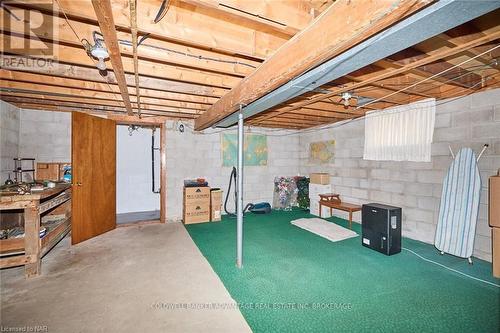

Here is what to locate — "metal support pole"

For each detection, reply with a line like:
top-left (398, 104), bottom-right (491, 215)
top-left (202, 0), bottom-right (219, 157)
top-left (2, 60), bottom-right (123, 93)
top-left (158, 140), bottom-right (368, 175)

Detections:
top-left (236, 106), bottom-right (244, 268)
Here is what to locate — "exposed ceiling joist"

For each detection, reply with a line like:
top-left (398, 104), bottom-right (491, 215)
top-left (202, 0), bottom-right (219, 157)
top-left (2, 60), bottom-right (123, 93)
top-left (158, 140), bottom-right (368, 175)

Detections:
top-left (194, 0), bottom-right (431, 130)
top-left (91, 0), bottom-right (134, 115)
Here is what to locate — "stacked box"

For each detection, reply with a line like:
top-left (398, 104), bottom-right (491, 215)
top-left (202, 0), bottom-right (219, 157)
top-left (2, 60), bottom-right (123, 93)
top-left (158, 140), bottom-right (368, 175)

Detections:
top-left (210, 190), bottom-right (223, 222)
top-left (310, 173), bottom-right (330, 185)
top-left (309, 183), bottom-right (332, 217)
top-left (489, 173), bottom-right (500, 278)
top-left (183, 187), bottom-right (210, 224)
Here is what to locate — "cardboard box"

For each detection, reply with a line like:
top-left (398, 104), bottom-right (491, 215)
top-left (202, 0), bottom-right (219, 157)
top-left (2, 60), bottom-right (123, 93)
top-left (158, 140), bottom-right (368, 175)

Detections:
top-left (210, 190), bottom-right (223, 222)
top-left (184, 187), bottom-right (210, 204)
top-left (183, 202), bottom-right (210, 224)
top-left (493, 228), bottom-right (500, 278)
top-left (489, 173), bottom-right (500, 228)
top-left (183, 186), bottom-right (211, 224)
top-left (310, 173), bottom-right (330, 185)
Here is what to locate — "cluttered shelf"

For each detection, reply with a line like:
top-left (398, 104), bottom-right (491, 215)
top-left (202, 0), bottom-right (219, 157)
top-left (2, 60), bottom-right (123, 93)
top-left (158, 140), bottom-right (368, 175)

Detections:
top-left (0, 183), bottom-right (72, 277)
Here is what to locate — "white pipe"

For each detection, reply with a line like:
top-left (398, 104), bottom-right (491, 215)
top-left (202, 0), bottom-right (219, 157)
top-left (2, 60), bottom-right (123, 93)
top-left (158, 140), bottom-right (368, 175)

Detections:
top-left (448, 146), bottom-right (455, 159)
top-left (476, 144), bottom-right (488, 162)
top-left (236, 108), bottom-right (244, 268)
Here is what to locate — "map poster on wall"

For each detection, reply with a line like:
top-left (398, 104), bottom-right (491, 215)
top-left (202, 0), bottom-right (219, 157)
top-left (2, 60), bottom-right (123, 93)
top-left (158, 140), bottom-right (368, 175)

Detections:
top-left (309, 140), bottom-right (335, 164)
top-left (221, 133), bottom-right (268, 167)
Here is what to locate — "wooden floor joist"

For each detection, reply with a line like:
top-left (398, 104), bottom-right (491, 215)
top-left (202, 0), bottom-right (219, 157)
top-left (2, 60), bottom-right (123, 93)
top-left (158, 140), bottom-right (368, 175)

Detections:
top-left (194, 0), bottom-right (431, 130)
top-left (91, 0), bottom-right (134, 116)
top-left (0, 1), bottom-right (498, 128)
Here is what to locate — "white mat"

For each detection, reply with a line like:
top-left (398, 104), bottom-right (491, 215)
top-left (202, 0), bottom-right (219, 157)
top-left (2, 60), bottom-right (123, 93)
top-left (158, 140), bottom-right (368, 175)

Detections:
top-left (291, 218), bottom-right (358, 243)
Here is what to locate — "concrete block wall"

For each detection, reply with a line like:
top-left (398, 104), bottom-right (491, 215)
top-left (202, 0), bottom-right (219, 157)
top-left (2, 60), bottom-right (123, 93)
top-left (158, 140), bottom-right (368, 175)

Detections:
top-left (19, 109), bottom-right (71, 163)
top-left (299, 88), bottom-right (500, 261)
top-left (0, 101), bottom-right (20, 183)
top-left (116, 125), bottom-right (160, 214)
top-left (165, 121), bottom-right (301, 221)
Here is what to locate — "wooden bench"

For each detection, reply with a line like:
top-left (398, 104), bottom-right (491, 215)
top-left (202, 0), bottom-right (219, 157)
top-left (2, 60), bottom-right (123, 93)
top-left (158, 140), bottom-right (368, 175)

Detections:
top-left (318, 194), bottom-right (361, 229)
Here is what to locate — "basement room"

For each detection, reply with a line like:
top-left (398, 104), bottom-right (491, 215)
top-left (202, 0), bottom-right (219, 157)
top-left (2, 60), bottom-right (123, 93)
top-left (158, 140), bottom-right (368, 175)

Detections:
top-left (1, 1), bottom-right (500, 332)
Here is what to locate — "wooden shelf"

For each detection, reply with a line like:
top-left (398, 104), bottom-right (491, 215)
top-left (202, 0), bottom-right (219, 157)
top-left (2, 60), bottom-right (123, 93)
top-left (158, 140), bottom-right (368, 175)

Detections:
top-left (0, 184), bottom-right (71, 277)
top-left (0, 217), bottom-right (71, 256)
top-left (41, 217), bottom-right (71, 256)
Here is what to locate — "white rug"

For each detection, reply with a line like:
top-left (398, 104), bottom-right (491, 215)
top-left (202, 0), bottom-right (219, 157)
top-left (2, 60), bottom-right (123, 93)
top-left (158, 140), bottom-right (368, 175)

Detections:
top-left (291, 218), bottom-right (358, 243)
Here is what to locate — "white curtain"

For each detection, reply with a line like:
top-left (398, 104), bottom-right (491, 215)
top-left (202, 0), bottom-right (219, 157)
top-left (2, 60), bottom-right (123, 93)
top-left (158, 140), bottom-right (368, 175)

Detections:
top-left (363, 98), bottom-right (436, 162)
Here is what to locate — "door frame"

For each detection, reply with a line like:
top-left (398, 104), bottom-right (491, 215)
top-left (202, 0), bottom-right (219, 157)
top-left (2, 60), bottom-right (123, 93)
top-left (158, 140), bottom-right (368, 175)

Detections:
top-left (112, 116), bottom-right (167, 223)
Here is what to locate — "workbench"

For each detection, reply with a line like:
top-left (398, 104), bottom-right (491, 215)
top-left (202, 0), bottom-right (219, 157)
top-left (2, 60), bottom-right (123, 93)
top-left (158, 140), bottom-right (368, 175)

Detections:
top-left (0, 184), bottom-right (72, 278)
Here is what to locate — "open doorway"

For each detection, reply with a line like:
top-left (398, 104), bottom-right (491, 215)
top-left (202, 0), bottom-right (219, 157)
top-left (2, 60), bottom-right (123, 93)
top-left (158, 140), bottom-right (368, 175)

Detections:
top-left (116, 124), bottom-right (161, 225)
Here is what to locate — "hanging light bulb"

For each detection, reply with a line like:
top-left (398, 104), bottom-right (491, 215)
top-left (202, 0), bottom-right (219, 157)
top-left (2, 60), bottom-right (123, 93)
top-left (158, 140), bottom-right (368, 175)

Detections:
top-left (96, 57), bottom-right (107, 71)
top-left (90, 41), bottom-right (109, 71)
top-left (341, 92), bottom-right (352, 108)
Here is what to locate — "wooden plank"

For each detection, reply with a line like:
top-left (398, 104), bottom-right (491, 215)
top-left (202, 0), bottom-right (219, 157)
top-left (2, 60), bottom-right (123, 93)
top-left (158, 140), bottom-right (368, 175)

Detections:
top-left (23, 0), bottom-right (288, 59)
top-left (129, 0), bottom-right (141, 116)
top-left (0, 55), bottom-right (226, 98)
top-left (8, 102), bottom-right (197, 119)
top-left (256, 28), bottom-right (500, 123)
top-left (1, 9), bottom-right (259, 76)
top-left (41, 217), bottom-right (71, 256)
top-left (179, 0), bottom-right (304, 36)
top-left (0, 238), bottom-right (25, 255)
top-left (91, 0), bottom-right (134, 115)
top-left (0, 255), bottom-right (32, 268)
top-left (1, 97), bottom-right (200, 117)
top-left (38, 191), bottom-right (71, 215)
top-left (24, 201), bottom-right (40, 278)
top-left (1, 93), bottom-right (206, 114)
top-left (194, 0), bottom-right (431, 130)
top-left (1, 34), bottom-right (240, 89)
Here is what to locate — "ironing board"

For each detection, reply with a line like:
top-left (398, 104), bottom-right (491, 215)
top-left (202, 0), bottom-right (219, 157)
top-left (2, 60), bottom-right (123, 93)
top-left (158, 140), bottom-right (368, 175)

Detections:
top-left (434, 148), bottom-right (481, 262)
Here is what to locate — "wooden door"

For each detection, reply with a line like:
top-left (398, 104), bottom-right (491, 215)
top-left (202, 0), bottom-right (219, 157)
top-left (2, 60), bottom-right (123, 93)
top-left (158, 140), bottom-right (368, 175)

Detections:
top-left (71, 112), bottom-right (116, 244)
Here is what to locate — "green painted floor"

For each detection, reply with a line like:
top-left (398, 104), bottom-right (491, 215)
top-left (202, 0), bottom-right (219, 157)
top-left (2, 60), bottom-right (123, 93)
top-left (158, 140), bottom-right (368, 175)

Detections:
top-left (186, 209), bottom-right (500, 333)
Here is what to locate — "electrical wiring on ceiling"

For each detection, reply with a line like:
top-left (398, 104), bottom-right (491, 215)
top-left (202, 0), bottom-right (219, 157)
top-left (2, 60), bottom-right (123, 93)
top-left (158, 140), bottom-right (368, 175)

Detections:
top-left (54, 0), bottom-right (123, 106)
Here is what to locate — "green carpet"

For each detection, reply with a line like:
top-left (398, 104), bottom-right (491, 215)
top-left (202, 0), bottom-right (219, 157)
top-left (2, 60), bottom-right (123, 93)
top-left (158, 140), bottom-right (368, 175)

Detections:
top-left (186, 209), bottom-right (500, 333)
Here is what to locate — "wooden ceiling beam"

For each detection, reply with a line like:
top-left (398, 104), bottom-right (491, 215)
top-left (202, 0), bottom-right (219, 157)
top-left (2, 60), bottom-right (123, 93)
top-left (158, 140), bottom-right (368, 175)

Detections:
top-left (2, 97), bottom-right (199, 117)
top-left (0, 70), bottom-right (210, 110)
top-left (194, 0), bottom-right (429, 130)
top-left (256, 28), bottom-right (500, 123)
top-left (1, 33), bottom-right (240, 89)
top-left (1, 9), bottom-right (259, 77)
top-left (178, 0), bottom-right (304, 36)
top-left (1, 94), bottom-right (201, 115)
top-left (1, 55), bottom-right (225, 99)
top-left (21, 0), bottom-right (287, 59)
top-left (10, 102), bottom-right (196, 120)
top-left (91, 0), bottom-right (133, 116)
top-left (0, 80), bottom-right (202, 113)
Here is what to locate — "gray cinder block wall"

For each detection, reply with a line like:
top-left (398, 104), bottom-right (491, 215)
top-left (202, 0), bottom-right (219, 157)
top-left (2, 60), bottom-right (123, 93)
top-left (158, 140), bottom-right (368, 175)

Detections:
top-left (165, 120), bottom-right (301, 221)
top-left (0, 101), bottom-right (20, 183)
top-left (19, 109), bottom-right (71, 163)
top-left (299, 88), bottom-right (500, 261)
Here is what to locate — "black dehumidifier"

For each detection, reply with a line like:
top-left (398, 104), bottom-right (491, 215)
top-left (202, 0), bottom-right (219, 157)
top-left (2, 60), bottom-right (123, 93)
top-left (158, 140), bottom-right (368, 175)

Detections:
top-left (361, 203), bottom-right (402, 255)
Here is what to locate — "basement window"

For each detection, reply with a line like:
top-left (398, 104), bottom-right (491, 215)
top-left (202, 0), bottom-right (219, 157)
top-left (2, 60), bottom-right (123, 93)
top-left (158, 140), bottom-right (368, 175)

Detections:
top-left (363, 98), bottom-right (436, 162)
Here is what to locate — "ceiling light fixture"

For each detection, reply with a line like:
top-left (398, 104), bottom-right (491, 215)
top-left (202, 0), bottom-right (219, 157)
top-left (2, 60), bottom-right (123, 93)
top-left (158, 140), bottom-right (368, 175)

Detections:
top-left (82, 31), bottom-right (110, 71)
top-left (341, 92), bottom-right (352, 108)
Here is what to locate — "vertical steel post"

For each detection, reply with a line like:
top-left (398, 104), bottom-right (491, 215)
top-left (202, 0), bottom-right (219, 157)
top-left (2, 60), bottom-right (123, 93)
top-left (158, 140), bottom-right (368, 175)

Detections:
top-left (236, 106), bottom-right (244, 268)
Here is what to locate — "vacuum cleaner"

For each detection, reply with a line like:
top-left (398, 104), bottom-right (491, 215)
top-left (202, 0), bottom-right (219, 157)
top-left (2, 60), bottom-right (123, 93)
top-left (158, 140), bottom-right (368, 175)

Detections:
top-left (224, 167), bottom-right (272, 216)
